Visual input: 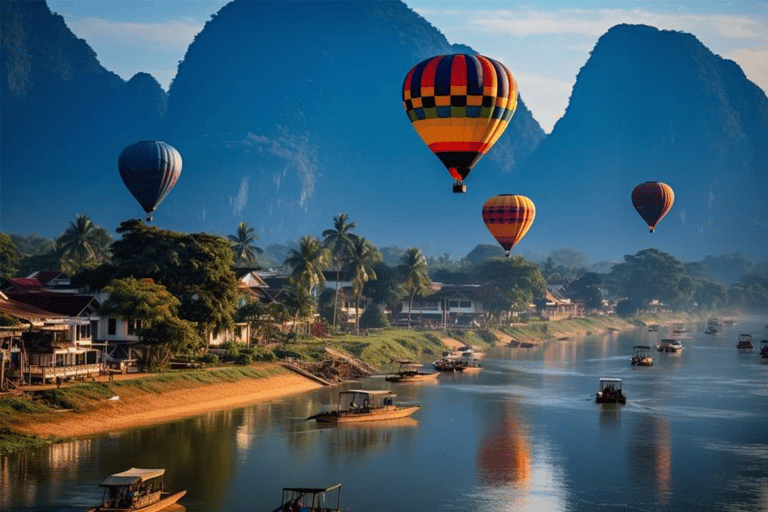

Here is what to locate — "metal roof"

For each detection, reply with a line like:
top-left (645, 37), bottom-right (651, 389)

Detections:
top-left (100, 468), bottom-right (165, 487)
top-left (341, 389), bottom-right (395, 396)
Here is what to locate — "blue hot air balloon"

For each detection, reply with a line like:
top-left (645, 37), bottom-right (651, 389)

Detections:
top-left (118, 141), bottom-right (182, 221)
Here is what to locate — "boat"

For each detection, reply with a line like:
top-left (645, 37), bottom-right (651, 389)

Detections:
top-left (308, 389), bottom-right (420, 423)
top-left (433, 357), bottom-right (466, 372)
top-left (385, 360), bottom-right (440, 382)
top-left (596, 378), bottom-right (626, 404)
top-left (704, 326), bottom-right (718, 335)
top-left (657, 338), bottom-right (684, 353)
top-left (671, 323), bottom-right (689, 335)
top-left (724, 318), bottom-right (737, 325)
top-left (760, 340), bottom-right (768, 358)
top-left (85, 468), bottom-right (185, 512)
top-left (631, 345), bottom-right (653, 366)
top-left (736, 333), bottom-right (754, 350)
top-left (647, 324), bottom-right (660, 332)
top-left (273, 483), bottom-right (342, 512)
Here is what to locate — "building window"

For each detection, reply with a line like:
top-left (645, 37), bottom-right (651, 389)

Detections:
top-left (449, 300), bottom-right (459, 308)
top-left (127, 320), bottom-right (142, 336)
top-left (108, 318), bottom-right (116, 335)
top-left (460, 301), bottom-right (472, 308)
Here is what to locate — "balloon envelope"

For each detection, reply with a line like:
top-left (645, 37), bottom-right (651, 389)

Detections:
top-left (631, 182), bottom-right (674, 232)
top-left (482, 194), bottom-right (535, 256)
top-left (118, 141), bottom-right (182, 221)
top-left (403, 54), bottom-right (518, 192)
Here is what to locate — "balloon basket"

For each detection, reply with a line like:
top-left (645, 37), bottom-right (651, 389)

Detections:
top-left (452, 182), bottom-right (467, 194)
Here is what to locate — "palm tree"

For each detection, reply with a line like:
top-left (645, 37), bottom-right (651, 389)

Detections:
top-left (344, 237), bottom-right (380, 333)
top-left (228, 222), bottom-right (264, 267)
top-left (397, 247), bottom-right (432, 328)
top-left (284, 236), bottom-right (329, 294)
top-left (58, 214), bottom-right (98, 268)
top-left (322, 213), bottom-right (358, 327)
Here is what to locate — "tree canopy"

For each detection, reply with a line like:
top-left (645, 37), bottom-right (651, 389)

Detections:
top-left (610, 249), bottom-right (690, 307)
top-left (0, 233), bottom-right (21, 280)
top-left (473, 256), bottom-right (547, 317)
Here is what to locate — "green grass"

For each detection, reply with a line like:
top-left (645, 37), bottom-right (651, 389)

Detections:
top-left (0, 429), bottom-right (51, 456)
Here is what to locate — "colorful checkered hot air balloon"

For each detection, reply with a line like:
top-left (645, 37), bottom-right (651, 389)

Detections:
top-left (482, 195), bottom-right (535, 257)
top-left (118, 141), bottom-right (182, 222)
top-left (403, 54), bottom-right (518, 193)
top-left (631, 182), bottom-right (674, 233)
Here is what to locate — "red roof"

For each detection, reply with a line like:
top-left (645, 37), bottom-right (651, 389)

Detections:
top-left (30, 271), bottom-right (66, 285)
top-left (6, 277), bottom-right (44, 290)
top-left (6, 291), bottom-right (98, 317)
top-left (0, 295), bottom-right (67, 322)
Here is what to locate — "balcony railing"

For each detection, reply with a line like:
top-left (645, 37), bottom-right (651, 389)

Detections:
top-left (26, 364), bottom-right (102, 383)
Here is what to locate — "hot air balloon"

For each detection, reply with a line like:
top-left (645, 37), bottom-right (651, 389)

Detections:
top-left (631, 182), bottom-right (674, 233)
top-left (118, 141), bottom-right (182, 221)
top-left (403, 54), bottom-right (518, 193)
top-left (482, 194), bottom-right (535, 257)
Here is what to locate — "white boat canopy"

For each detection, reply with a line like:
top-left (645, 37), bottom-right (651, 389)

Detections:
top-left (101, 468), bottom-right (165, 487)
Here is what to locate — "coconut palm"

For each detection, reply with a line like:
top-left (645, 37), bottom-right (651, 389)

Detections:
top-left (58, 214), bottom-right (98, 268)
top-left (228, 222), bottom-right (264, 267)
top-left (284, 236), bottom-right (329, 294)
top-left (397, 247), bottom-right (432, 328)
top-left (322, 213), bottom-right (358, 327)
top-left (344, 237), bottom-right (380, 333)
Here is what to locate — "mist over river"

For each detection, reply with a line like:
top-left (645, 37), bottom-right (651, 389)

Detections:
top-left (4, 318), bottom-right (768, 511)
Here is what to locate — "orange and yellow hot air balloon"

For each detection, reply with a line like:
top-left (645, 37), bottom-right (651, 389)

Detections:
top-left (631, 182), bottom-right (674, 233)
top-left (482, 194), bottom-right (535, 257)
top-left (403, 54), bottom-right (518, 193)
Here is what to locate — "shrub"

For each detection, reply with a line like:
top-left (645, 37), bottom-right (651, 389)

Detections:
top-left (359, 308), bottom-right (389, 329)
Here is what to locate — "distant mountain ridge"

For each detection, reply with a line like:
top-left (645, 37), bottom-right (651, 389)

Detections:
top-left (1, 0), bottom-right (168, 233)
top-left (2, 3), bottom-right (767, 261)
top-left (518, 24), bottom-right (768, 260)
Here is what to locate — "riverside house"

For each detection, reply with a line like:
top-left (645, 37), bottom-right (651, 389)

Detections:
top-left (395, 284), bottom-right (484, 328)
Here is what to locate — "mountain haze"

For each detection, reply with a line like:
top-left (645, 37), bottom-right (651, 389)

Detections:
top-left (160, 0), bottom-right (545, 250)
top-left (519, 24), bottom-right (768, 260)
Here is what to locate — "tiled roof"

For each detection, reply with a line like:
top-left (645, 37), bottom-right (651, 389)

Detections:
top-left (6, 292), bottom-right (98, 317)
top-left (5, 277), bottom-right (44, 290)
top-left (30, 271), bottom-right (66, 285)
top-left (0, 295), bottom-right (67, 323)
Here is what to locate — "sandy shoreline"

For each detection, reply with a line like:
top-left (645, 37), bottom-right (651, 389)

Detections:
top-left (15, 370), bottom-right (323, 440)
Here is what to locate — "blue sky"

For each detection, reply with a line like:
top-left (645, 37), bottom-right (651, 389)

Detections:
top-left (48, 0), bottom-right (768, 132)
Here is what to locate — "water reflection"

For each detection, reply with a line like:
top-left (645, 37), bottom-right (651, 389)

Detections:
top-left (476, 401), bottom-right (531, 489)
top-left (628, 414), bottom-right (672, 504)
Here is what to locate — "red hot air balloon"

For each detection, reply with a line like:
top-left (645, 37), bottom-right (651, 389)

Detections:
top-left (118, 141), bottom-right (182, 221)
top-left (631, 182), bottom-right (674, 233)
top-left (403, 54), bottom-right (518, 193)
top-left (482, 194), bottom-right (536, 257)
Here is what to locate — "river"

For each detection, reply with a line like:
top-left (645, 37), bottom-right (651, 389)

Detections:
top-left (3, 318), bottom-right (768, 511)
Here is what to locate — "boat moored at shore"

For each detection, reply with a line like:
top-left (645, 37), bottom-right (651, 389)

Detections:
top-left (385, 361), bottom-right (440, 382)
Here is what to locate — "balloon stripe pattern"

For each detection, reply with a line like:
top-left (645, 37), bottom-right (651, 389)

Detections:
top-left (631, 182), bottom-right (674, 233)
top-left (118, 141), bottom-right (182, 221)
top-left (403, 54), bottom-right (518, 181)
top-left (482, 195), bottom-right (535, 256)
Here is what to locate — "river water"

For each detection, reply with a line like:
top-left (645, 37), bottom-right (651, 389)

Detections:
top-left (3, 319), bottom-right (768, 511)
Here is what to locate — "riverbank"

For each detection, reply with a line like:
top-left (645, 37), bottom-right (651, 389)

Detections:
top-left (1, 314), bottom-right (699, 455)
top-left (1, 365), bottom-right (321, 455)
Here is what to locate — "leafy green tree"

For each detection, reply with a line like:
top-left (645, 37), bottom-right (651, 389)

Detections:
top-left (563, 272), bottom-right (604, 310)
top-left (0, 233), bottom-right (21, 280)
top-left (281, 284), bottom-right (317, 335)
top-left (474, 256), bottom-right (547, 320)
top-left (398, 248), bottom-right (432, 328)
top-left (99, 277), bottom-right (200, 368)
top-left (610, 249), bottom-right (690, 309)
top-left (106, 220), bottom-right (239, 347)
top-left (322, 213), bottom-right (358, 327)
top-left (344, 237), bottom-right (380, 333)
top-left (228, 222), bottom-right (263, 267)
top-left (363, 261), bottom-right (405, 311)
top-left (284, 236), bottom-right (329, 293)
top-left (693, 280), bottom-right (728, 310)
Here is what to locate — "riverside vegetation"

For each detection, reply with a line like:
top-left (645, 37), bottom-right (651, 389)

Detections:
top-left (0, 312), bottom-right (701, 456)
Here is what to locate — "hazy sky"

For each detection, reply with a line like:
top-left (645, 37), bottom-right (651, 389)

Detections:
top-left (48, 0), bottom-right (768, 132)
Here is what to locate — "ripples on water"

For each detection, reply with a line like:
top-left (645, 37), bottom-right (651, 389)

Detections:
top-left (3, 318), bottom-right (768, 511)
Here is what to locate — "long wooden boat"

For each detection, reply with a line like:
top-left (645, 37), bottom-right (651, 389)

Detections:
top-left (85, 468), bottom-right (185, 512)
top-left (385, 361), bottom-right (440, 382)
top-left (308, 390), bottom-right (420, 423)
top-left (631, 345), bottom-right (653, 366)
top-left (273, 483), bottom-right (342, 512)
top-left (657, 338), bottom-right (684, 353)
